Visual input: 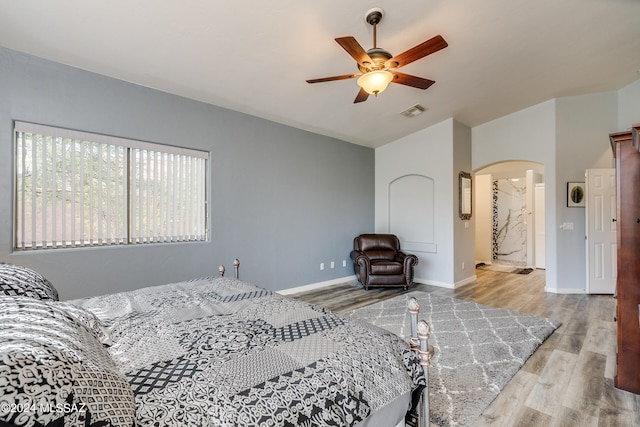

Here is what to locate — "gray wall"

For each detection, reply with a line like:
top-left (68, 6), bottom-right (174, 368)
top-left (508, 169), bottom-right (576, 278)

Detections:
top-left (472, 100), bottom-right (559, 290)
top-left (375, 118), bottom-right (475, 288)
top-left (472, 91), bottom-right (625, 294)
top-left (0, 47), bottom-right (374, 299)
top-left (555, 91), bottom-right (617, 292)
top-left (452, 120), bottom-right (474, 284)
top-left (375, 119), bottom-right (456, 286)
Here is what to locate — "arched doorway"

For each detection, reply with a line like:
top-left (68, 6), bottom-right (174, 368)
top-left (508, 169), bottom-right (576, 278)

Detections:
top-left (474, 161), bottom-right (545, 269)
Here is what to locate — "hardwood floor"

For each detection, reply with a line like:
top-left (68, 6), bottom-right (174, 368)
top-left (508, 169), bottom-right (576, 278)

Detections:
top-left (289, 268), bottom-right (640, 426)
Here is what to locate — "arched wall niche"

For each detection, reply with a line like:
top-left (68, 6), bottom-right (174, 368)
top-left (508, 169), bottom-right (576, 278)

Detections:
top-left (388, 174), bottom-right (437, 253)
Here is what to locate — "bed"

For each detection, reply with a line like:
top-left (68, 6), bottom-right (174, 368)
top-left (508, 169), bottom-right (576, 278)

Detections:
top-left (0, 262), bottom-right (430, 427)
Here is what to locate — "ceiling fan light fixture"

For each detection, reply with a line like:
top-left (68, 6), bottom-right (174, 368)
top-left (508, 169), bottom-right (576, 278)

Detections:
top-left (305, 7), bottom-right (448, 104)
top-left (357, 70), bottom-right (393, 95)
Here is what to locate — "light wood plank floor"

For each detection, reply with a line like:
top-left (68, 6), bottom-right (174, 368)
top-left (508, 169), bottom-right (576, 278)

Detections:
top-left (289, 268), bottom-right (640, 426)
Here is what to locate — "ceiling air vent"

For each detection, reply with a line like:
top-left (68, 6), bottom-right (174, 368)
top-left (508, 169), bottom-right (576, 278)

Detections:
top-left (400, 104), bottom-right (427, 118)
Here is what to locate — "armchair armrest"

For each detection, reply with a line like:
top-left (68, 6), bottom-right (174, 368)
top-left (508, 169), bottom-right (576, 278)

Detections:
top-left (395, 251), bottom-right (418, 265)
top-left (350, 250), bottom-right (370, 269)
top-left (396, 251), bottom-right (419, 285)
top-left (350, 250), bottom-right (372, 289)
top-left (395, 252), bottom-right (408, 263)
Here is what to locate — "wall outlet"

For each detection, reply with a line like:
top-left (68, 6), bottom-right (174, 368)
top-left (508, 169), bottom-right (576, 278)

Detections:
top-left (462, 261), bottom-right (465, 270)
top-left (342, 260), bottom-right (347, 267)
top-left (320, 263), bottom-right (324, 270)
top-left (330, 261), bottom-right (335, 269)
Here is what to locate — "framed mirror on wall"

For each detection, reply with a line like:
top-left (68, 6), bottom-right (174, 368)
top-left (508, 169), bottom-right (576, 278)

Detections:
top-left (459, 171), bottom-right (472, 220)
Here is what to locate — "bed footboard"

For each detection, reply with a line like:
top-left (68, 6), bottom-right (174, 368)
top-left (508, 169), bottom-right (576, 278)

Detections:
top-left (218, 258), bottom-right (241, 279)
top-left (407, 297), bottom-right (435, 427)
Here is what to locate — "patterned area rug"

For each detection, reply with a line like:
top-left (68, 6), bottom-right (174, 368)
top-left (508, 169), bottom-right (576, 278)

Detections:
top-left (344, 292), bottom-right (560, 427)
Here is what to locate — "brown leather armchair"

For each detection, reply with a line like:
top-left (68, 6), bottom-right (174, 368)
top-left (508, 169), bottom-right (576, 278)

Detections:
top-left (350, 234), bottom-right (418, 290)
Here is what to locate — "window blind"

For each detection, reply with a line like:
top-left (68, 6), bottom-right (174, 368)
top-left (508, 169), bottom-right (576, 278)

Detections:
top-left (14, 121), bottom-right (208, 250)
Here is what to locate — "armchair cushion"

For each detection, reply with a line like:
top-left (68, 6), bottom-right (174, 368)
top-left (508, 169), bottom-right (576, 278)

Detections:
top-left (370, 261), bottom-right (404, 275)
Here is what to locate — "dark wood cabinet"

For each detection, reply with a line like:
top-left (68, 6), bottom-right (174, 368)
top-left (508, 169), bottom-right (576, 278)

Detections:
top-left (610, 126), bottom-right (640, 394)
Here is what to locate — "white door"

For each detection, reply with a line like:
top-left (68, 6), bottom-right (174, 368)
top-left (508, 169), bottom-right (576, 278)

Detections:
top-left (586, 169), bottom-right (616, 294)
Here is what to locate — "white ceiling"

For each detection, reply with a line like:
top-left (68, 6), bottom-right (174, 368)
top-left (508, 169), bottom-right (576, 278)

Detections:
top-left (1, 0), bottom-right (639, 148)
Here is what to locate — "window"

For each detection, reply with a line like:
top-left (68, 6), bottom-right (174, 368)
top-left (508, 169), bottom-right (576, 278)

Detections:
top-left (14, 121), bottom-right (208, 250)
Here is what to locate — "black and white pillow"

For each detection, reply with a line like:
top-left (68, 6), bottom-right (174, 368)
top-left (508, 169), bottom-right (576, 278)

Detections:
top-left (52, 301), bottom-right (114, 346)
top-left (0, 296), bottom-right (136, 427)
top-left (0, 263), bottom-right (59, 301)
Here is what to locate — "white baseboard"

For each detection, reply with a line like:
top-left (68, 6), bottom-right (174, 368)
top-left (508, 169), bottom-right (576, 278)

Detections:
top-left (455, 275), bottom-right (477, 288)
top-left (413, 274), bottom-right (476, 289)
top-left (544, 286), bottom-right (587, 294)
top-left (278, 275), bottom-right (357, 295)
top-left (413, 277), bottom-right (454, 289)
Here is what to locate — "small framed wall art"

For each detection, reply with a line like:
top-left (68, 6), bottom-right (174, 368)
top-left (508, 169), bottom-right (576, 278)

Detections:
top-left (567, 182), bottom-right (585, 207)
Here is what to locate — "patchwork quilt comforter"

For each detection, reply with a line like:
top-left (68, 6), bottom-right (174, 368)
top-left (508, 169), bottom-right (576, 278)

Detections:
top-left (71, 276), bottom-right (425, 426)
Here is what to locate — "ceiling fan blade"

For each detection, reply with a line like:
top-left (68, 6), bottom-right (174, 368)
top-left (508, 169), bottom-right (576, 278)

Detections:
top-left (306, 73), bottom-right (360, 84)
top-left (354, 87), bottom-right (369, 103)
top-left (391, 72), bottom-right (435, 90)
top-left (335, 36), bottom-right (375, 67)
top-left (386, 35), bottom-right (448, 69)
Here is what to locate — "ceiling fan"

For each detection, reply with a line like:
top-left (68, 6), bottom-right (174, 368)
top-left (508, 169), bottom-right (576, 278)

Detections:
top-left (306, 7), bottom-right (448, 103)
